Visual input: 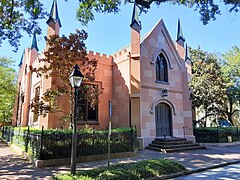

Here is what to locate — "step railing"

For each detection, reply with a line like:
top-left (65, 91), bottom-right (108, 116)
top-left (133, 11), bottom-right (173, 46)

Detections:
top-left (183, 126), bottom-right (193, 139)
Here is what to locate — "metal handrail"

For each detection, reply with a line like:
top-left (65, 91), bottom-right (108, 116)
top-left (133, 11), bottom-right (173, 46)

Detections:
top-left (183, 126), bottom-right (193, 139)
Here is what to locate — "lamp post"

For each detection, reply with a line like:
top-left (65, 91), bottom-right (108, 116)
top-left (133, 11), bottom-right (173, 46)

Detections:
top-left (69, 64), bottom-right (84, 175)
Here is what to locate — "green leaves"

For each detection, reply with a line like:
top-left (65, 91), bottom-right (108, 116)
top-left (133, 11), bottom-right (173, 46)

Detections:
top-left (190, 48), bottom-right (226, 126)
top-left (190, 46), bottom-right (240, 127)
top-left (0, 0), bottom-right (46, 51)
top-left (55, 158), bottom-right (186, 179)
top-left (76, 0), bottom-right (121, 26)
top-left (32, 30), bottom-right (101, 128)
top-left (76, 0), bottom-right (240, 25)
top-left (0, 57), bottom-right (17, 122)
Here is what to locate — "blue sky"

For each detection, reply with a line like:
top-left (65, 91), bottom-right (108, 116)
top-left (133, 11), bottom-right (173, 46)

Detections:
top-left (1, 0), bottom-right (240, 68)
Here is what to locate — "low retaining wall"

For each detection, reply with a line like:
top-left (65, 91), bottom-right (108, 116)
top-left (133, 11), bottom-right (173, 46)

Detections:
top-left (7, 141), bottom-right (137, 168)
top-left (35, 151), bottom-right (137, 168)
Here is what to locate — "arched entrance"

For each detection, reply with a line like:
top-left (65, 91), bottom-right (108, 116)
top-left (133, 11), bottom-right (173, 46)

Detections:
top-left (155, 103), bottom-right (172, 137)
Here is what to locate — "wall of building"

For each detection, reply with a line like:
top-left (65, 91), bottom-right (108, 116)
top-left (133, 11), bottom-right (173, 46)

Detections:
top-left (139, 20), bottom-right (194, 148)
top-left (111, 48), bottom-right (131, 128)
top-left (86, 51), bottom-right (113, 130)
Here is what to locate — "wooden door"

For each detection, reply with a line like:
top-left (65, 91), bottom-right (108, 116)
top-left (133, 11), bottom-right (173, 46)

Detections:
top-left (155, 103), bottom-right (172, 137)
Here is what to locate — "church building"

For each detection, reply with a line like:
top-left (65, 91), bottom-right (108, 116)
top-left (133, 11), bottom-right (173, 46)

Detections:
top-left (14, 0), bottom-right (194, 148)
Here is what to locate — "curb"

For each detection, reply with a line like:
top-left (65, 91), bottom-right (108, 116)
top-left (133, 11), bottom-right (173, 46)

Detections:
top-left (154, 160), bottom-right (240, 179)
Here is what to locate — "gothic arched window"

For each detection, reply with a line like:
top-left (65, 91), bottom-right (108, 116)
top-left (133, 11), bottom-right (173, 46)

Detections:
top-left (156, 53), bottom-right (168, 82)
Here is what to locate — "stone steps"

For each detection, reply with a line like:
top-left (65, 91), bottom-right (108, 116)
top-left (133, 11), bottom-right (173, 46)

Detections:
top-left (146, 137), bottom-right (206, 153)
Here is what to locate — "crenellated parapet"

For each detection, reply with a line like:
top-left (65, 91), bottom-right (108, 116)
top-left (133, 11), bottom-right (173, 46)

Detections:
top-left (112, 46), bottom-right (131, 64)
top-left (87, 51), bottom-right (113, 66)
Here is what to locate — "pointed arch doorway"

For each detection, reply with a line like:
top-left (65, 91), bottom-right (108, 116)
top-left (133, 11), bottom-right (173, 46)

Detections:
top-left (155, 103), bottom-right (172, 137)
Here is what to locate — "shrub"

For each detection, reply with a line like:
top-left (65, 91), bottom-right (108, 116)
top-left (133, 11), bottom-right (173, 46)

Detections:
top-left (1, 126), bottom-right (137, 160)
top-left (55, 159), bottom-right (186, 180)
top-left (194, 127), bottom-right (240, 143)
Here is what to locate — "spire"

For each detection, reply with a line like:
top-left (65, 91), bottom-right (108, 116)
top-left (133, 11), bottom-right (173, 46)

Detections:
top-left (130, 3), bottom-right (141, 29)
top-left (176, 18), bottom-right (185, 43)
top-left (46, 0), bottom-right (62, 27)
top-left (18, 50), bottom-right (25, 67)
top-left (30, 33), bottom-right (39, 51)
top-left (185, 44), bottom-right (191, 62)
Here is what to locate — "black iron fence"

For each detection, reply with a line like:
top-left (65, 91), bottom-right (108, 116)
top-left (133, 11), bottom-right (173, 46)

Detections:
top-left (1, 126), bottom-right (137, 160)
top-left (194, 127), bottom-right (240, 143)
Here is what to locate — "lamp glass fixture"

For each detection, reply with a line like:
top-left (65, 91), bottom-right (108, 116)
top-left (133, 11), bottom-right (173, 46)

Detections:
top-left (69, 64), bottom-right (84, 88)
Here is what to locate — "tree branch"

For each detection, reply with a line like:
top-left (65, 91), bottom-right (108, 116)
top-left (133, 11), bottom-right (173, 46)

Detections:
top-left (8, 0), bottom-right (14, 27)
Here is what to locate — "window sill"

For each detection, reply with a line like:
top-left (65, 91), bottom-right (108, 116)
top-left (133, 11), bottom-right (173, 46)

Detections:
top-left (77, 121), bottom-right (99, 125)
top-left (155, 80), bottom-right (169, 85)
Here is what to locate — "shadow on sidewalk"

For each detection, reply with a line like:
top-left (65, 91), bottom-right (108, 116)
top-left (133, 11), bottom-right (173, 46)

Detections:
top-left (0, 140), bottom-right (54, 180)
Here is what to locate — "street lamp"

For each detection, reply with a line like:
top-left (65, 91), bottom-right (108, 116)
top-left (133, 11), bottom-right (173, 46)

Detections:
top-left (69, 64), bottom-right (84, 175)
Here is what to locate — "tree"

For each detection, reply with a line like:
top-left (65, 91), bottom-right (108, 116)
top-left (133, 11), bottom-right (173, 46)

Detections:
top-left (32, 30), bottom-right (101, 128)
top-left (0, 57), bottom-right (17, 123)
top-left (1, 0), bottom-right (240, 50)
top-left (77, 0), bottom-right (240, 25)
top-left (190, 47), bottom-right (226, 127)
top-left (220, 46), bottom-right (240, 125)
top-left (0, 0), bottom-right (46, 52)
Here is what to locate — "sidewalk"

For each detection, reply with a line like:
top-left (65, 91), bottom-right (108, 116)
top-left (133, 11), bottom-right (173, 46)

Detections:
top-left (0, 139), bottom-right (53, 180)
top-left (1, 138), bottom-right (240, 179)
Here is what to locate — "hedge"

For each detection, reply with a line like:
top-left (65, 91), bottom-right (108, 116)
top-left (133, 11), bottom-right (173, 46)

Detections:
top-left (194, 127), bottom-right (240, 143)
top-left (1, 126), bottom-right (137, 160)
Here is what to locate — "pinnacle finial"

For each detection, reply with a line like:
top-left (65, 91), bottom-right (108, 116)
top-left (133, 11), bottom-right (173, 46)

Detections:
top-left (46, 0), bottom-right (62, 27)
top-left (18, 50), bottom-right (25, 67)
top-left (31, 33), bottom-right (39, 51)
top-left (185, 43), bottom-right (191, 62)
top-left (130, 3), bottom-right (141, 29)
top-left (176, 18), bottom-right (185, 43)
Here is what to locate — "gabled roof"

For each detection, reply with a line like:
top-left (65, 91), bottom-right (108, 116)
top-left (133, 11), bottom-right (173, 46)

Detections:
top-left (30, 33), bottom-right (39, 51)
top-left (46, 0), bottom-right (62, 27)
top-left (185, 43), bottom-right (192, 62)
top-left (141, 19), bottom-right (183, 69)
top-left (176, 19), bottom-right (185, 42)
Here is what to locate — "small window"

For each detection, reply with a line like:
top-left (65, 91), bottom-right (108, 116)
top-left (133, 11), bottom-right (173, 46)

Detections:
top-left (156, 53), bottom-right (168, 82)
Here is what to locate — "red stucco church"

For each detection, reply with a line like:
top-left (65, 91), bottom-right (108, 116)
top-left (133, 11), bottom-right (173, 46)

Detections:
top-left (14, 0), bottom-right (195, 148)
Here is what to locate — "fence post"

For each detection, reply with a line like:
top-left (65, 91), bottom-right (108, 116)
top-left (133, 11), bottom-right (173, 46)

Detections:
top-left (92, 127), bottom-right (95, 146)
top-left (2, 126), bottom-right (4, 138)
top-left (39, 126), bottom-right (44, 159)
top-left (134, 125), bottom-right (137, 149)
top-left (237, 127), bottom-right (239, 141)
top-left (18, 127), bottom-right (21, 144)
top-left (7, 126), bottom-right (10, 142)
top-left (25, 126), bottom-right (30, 152)
top-left (183, 127), bottom-right (185, 139)
top-left (131, 126), bottom-right (134, 151)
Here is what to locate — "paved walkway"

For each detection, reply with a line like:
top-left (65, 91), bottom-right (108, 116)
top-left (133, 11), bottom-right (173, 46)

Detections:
top-left (1, 139), bottom-right (240, 179)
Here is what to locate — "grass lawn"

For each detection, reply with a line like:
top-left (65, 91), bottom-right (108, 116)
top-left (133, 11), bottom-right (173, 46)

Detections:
top-left (54, 158), bottom-right (186, 180)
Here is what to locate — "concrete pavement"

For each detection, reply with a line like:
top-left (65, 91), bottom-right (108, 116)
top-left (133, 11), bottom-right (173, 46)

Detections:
top-left (1, 139), bottom-right (240, 179)
top-left (0, 139), bottom-right (53, 180)
top-left (176, 163), bottom-right (240, 179)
